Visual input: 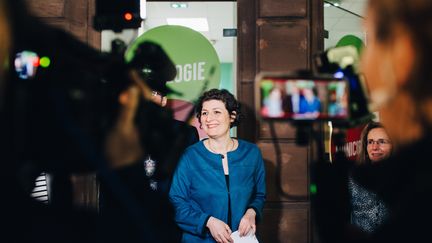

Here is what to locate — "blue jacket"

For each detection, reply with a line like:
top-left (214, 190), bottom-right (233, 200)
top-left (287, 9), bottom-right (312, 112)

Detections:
top-left (169, 139), bottom-right (266, 242)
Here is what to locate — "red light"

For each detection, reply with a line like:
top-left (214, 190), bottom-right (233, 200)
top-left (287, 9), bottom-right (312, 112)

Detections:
top-left (124, 12), bottom-right (133, 21)
top-left (33, 57), bottom-right (40, 67)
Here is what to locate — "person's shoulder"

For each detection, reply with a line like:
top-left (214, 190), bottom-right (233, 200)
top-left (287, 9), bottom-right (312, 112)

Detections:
top-left (237, 138), bottom-right (252, 146)
top-left (178, 141), bottom-right (206, 168)
top-left (183, 139), bottom-right (204, 153)
top-left (234, 140), bottom-right (263, 165)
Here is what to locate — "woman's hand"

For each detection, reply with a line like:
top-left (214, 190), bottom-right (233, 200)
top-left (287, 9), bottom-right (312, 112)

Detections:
top-left (238, 208), bottom-right (256, 237)
top-left (206, 216), bottom-right (233, 243)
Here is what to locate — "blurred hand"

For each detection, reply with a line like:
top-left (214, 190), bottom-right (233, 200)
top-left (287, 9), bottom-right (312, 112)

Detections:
top-left (206, 216), bottom-right (233, 243)
top-left (104, 84), bottom-right (143, 168)
top-left (238, 208), bottom-right (256, 237)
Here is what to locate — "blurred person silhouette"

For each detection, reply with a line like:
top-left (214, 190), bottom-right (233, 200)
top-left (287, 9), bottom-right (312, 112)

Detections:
top-left (315, 0), bottom-right (432, 243)
top-left (137, 83), bottom-right (199, 193)
top-left (1, 0), bottom-right (181, 242)
top-left (266, 86), bottom-right (285, 118)
top-left (282, 81), bottom-right (301, 116)
top-left (99, 79), bottom-right (182, 243)
top-left (169, 89), bottom-right (266, 243)
top-left (327, 89), bottom-right (345, 117)
top-left (298, 85), bottom-right (321, 118)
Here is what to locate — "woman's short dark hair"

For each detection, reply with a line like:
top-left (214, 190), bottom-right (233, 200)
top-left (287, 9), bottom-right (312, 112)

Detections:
top-left (357, 121), bottom-right (386, 165)
top-left (195, 89), bottom-right (242, 128)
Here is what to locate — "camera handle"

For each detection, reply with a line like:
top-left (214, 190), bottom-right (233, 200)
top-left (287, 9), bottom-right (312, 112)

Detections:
top-left (268, 120), bottom-right (349, 200)
top-left (309, 124), bottom-right (353, 243)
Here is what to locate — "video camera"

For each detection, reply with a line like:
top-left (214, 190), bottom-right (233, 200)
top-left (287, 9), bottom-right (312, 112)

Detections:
top-left (6, 14), bottom-right (182, 177)
top-left (255, 45), bottom-right (372, 128)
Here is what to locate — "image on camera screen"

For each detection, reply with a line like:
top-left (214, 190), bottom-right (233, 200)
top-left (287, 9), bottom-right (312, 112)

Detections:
top-left (14, 51), bottom-right (39, 80)
top-left (258, 76), bottom-right (349, 120)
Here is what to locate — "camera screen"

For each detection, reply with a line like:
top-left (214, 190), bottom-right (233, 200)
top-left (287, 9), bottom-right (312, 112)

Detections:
top-left (257, 75), bottom-right (349, 120)
top-left (14, 51), bottom-right (39, 80)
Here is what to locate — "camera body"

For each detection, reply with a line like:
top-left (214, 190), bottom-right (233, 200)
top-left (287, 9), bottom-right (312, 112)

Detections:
top-left (256, 72), bottom-right (350, 121)
top-left (93, 0), bottom-right (142, 32)
top-left (7, 25), bottom-right (179, 174)
top-left (255, 45), bottom-right (372, 128)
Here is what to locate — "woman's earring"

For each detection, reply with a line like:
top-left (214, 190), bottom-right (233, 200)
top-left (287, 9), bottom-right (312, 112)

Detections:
top-left (230, 111), bottom-right (237, 122)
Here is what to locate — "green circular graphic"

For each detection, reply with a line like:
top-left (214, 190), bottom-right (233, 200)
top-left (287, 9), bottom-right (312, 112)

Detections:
top-left (126, 25), bottom-right (221, 102)
top-left (336, 34), bottom-right (364, 55)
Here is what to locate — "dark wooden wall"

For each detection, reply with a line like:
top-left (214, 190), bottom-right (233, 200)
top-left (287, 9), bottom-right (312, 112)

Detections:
top-left (25, 0), bottom-right (100, 208)
top-left (237, 0), bottom-right (324, 242)
top-left (26, 0), bottom-right (100, 49)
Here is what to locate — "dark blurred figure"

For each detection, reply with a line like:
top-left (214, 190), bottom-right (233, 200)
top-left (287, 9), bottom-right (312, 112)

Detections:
top-left (1, 0), bottom-right (181, 242)
top-left (142, 86), bottom-right (199, 193)
top-left (100, 80), bottom-right (198, 206)
top-left (314, 0), bottom-right (432, 243)
top-left (298, 86), bottom-right (321, 119)
top-left (282, 81), bottom-right (301, 115)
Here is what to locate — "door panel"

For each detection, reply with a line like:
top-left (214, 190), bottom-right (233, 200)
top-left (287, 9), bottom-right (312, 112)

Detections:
top-left (26, 0), bottom-right (66, 17)
top-left (259, 0), bottom-right (307, 17)
top-left (258, 142), bottom-right (309, 202)
top-left (259, 121), bottom-right (298, 140)
top-left (238, 0), bottom-right (324, 242)
top-left (257, 203), bottom-right (310, 243)
top-left (258, 21), bottom-right (309, 72)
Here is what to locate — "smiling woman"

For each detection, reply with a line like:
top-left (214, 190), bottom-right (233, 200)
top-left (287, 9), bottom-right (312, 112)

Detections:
top-left (357, 122), bottom-right (392, 165)
top-left (348, 121), bottom-right (392, 234)
top-left (366, 132), bottom-right (392, 163)
top-left (169, 89), bottom-right (266, 243)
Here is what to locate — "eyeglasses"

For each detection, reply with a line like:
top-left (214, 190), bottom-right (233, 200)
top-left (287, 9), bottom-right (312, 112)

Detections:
top-left (367, 139), bottom-right (391, 146)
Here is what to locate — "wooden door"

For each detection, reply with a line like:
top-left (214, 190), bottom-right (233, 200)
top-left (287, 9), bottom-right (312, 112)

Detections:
top-left (237, 0), bottom-right (324, 242)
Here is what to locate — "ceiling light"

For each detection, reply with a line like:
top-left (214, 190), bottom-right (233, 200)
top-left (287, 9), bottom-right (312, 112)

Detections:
top-left (324, 0), bottom-right (341, 7)
top-left (171, 2), bottom-right (188, 9)
top-left (167, 18), bottom-right (209, 32)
